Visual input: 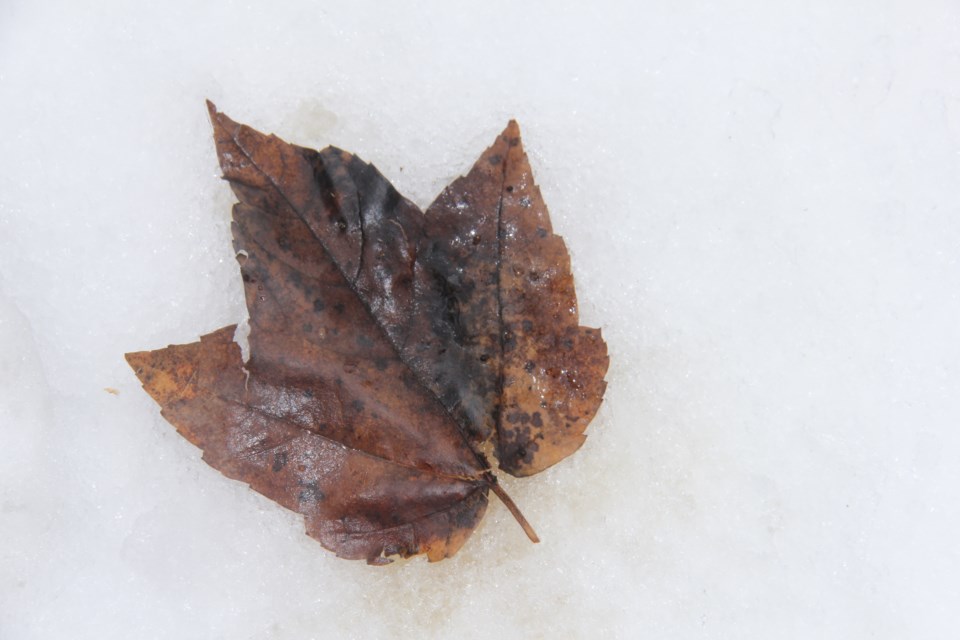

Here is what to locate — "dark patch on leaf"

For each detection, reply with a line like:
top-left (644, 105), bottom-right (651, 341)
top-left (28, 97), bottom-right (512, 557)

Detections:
top-left (298, 480), bottom-right (325, 503)
top-left (356, 334), bottom-right (374, 348)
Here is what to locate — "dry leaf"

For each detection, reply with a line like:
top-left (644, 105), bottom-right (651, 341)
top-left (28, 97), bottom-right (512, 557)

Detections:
top-left (126, 102), bottom-right (608, 564)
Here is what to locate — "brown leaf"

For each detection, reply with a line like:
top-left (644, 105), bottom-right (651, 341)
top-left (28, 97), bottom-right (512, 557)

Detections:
top-left (125, 102), bottom-right (609, 564)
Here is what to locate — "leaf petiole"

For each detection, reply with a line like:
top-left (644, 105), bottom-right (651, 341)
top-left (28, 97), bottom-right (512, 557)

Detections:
top-left (485, 474), bottom-right (540, 544)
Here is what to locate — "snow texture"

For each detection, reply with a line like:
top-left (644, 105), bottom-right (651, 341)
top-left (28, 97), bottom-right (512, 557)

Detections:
top-left (2, 1), bottom-right (959, 638)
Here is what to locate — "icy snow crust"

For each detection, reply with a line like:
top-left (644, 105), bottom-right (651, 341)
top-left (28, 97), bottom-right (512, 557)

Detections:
top-left (2, 1), bottom-right (959, 637)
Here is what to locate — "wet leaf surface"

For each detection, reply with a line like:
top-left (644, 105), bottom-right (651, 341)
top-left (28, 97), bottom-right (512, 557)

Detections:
top-left (126, 102), bottom-right (609, 564)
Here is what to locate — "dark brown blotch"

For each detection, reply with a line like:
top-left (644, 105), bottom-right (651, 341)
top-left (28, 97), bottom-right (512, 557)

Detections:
top-left (357, 334), bottom-right (374, 348)
top-left (298, 480), bottom-right (325, 503)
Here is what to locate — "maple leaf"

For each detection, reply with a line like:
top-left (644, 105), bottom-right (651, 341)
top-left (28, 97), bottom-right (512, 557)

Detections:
top-left (125, 102), bottom-right (609, 564)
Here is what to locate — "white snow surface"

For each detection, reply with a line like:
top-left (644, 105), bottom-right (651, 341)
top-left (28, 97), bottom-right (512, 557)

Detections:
top-left (2, 1), bottom-right (959, 638)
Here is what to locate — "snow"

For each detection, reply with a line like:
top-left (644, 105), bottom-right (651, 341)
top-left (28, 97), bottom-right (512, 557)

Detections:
top-left (2, 0), bottom-right (959, 637)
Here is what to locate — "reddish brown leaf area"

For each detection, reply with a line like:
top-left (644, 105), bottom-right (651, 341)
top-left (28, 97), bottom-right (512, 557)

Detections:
top-left (125, 102), bottom-right (609, 564)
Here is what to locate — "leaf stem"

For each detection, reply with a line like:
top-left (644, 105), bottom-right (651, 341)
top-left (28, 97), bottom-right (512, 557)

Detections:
top-left (485, 474), bottom-right (539, 543)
